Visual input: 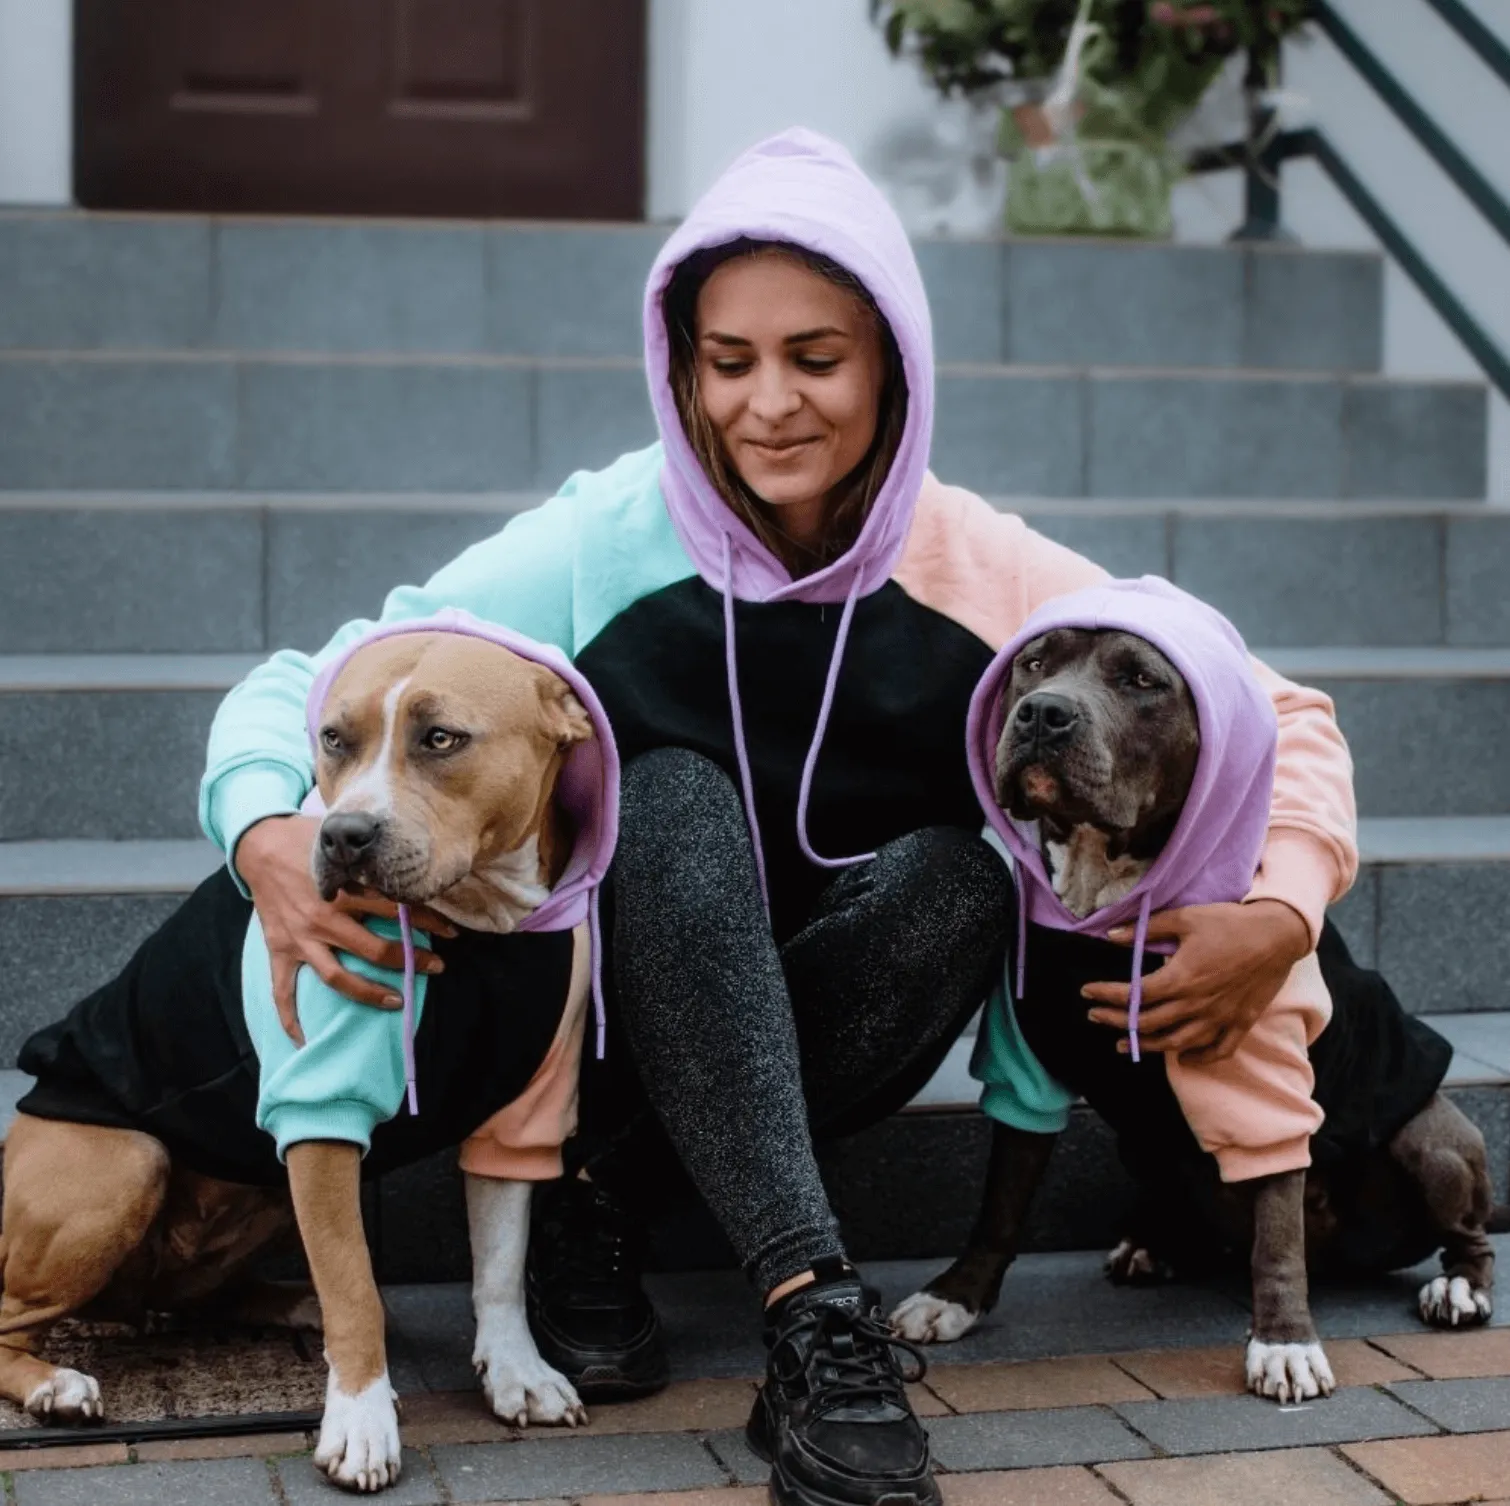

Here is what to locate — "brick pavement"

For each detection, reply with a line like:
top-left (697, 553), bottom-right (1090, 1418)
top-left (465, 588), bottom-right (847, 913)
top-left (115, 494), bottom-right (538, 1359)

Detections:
top-left (0, 1329), bottom-right (1506, 1505)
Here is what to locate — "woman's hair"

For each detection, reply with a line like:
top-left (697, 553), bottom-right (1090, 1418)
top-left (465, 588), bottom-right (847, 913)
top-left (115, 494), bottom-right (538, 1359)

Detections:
top-left (663, 237), bottom-right (908, 576)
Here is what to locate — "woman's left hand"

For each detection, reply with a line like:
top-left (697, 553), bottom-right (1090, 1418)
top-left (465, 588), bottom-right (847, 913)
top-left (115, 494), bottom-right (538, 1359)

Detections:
top-left (1081, 899), bottom-right (1312, 1065)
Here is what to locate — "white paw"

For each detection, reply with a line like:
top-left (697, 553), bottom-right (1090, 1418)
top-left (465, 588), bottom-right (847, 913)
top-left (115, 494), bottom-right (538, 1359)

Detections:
top-left (1105, 1238), bottom-right (1173, 1285)
top-left (313, 1370), bottom-right (402, 1493)
top-left (1245, 1337), bottom-right (1336, 1404)
top-left (474, 1326), bottom-right (585, 1428)
top-left (1419, 1274), bottom-right (1493, 1328)
top-left (25, 1368), bottom-right (102, 1423)
top-left (888, 1290), bottom-right (979, 1344)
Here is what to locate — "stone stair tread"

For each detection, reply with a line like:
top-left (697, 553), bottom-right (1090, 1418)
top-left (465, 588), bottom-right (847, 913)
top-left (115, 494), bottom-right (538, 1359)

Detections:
top-left (0, 839), bottom-right (220, 895)
top-left (1357, 815), bottom-right (1510, 862)
top-left (1259, 646), bottom-right (1510, 678)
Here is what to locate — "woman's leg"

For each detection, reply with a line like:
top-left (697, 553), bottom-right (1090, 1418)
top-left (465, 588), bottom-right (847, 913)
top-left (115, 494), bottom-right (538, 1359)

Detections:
top-left (611, 747), bottom-right (843, 1293)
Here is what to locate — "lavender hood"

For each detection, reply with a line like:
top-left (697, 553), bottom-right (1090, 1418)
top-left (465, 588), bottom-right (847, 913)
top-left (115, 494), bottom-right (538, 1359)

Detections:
top-left (643, 127), bottom-right (934, 605)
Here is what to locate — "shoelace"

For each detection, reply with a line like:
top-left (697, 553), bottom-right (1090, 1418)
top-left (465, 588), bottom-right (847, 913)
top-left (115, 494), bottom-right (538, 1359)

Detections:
top-left (770, 1304), bottom-right (927, 1416)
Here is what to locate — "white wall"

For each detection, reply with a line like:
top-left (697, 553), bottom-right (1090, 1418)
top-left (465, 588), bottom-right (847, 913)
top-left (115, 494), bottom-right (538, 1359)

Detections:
top-left (0, 0), bottom-right (71, 205)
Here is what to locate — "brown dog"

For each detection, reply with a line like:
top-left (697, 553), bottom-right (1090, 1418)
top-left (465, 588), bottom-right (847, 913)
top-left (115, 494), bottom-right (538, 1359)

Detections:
top-left (0, 632), bottom-right (598, 1489)
top-left (892, 627), bottom-right (1501, 1400)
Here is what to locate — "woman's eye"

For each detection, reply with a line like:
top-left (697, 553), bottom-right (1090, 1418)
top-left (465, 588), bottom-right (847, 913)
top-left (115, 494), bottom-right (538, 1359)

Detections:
top-left (422, 727), bottom-right (465, 753)
top-left (797, 355), bottom-right (839, 374)
top-left (711, 359), bottom-right (751, 376)
top-left (320, 729), bottom-right (344, 754)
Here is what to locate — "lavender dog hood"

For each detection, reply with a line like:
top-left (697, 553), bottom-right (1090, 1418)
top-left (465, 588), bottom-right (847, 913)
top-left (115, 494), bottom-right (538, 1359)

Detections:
top-left (966, 577), bottom-right (1278, 1058)
top-left (642, 126), bottom-right (934, 607)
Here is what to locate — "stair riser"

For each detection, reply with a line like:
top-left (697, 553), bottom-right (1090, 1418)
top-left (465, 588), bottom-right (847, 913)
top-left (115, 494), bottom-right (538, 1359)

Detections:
top-left (0, 215), bottom-right (1383, 371)
top-left (4, 672), bottom-right (1503, 844)
top-left (5, 506), bottom-right (1508, 654)
top-left (0, 357), bottom-right (1483, 498)
top-left (0, 854), bottom-right (1498, 1059)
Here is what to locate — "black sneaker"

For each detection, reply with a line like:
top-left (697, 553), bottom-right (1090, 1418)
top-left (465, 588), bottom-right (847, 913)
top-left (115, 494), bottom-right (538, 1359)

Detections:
top-left (746, 1259), bottom-right (941, 1506)
top-left (526, 1177), bottom-right (669, 1402)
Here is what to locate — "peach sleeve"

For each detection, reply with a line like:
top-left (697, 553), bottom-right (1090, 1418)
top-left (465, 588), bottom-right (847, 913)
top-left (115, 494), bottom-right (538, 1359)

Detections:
top-left (458, 921), bottom-right (590, 1182)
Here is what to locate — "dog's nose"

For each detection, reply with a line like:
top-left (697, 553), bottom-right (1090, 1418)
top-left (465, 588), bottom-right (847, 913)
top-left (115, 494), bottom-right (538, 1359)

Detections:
top-left (320, 813), bottom-right (380, 867)
top-left (1014, 692), bottom-right (1079, 747)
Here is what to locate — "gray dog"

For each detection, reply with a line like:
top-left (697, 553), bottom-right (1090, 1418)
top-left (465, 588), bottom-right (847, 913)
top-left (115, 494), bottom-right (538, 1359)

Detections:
top-left (893, 624), bottom-right (1504, 1401)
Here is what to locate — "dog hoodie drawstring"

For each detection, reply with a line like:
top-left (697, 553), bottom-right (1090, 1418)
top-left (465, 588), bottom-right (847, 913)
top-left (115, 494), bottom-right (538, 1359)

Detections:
top-left (722, 535), bottom-right (771, 911)
top-left (1125, 890), bottom-right (1153, 1064)
top-left (398, 903), bottom-right (419, 1115)
top-left (588, 885), bottom-right (607, 1060)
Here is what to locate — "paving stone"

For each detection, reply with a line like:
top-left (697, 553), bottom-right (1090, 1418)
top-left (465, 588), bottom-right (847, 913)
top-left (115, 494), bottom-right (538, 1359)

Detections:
top-left (215, 221), bottom-right (488, 353)
top-left (1342, 1430), bottom-right (1510, 1504)
top-left (12, 1456), bottom-right (277, 1506)
top-left (1370, 1328), bottom-right (1510, 1379)
top-left (396, 1390), bottom-right (516, 1447)
top-left (1006, 242), bottom-right (1242, 368)
top-left (1243, 248), bottom-right (1382, 373)
top-left (0, 1442), bottom-right (129, 1471)
top-left (941, 1467), bottom-right (1120, 1504)
top-left (239, 362), bottom-right (533, 492)
top-left (1113, 1385), bottom-right (1438, 1456)
top-left (578, 1491), bottom-right (765, 1506)
top-left (933, 372), bottom-right (1084, 497)
top-left (1099, 1445), bottom-right (1393, 1506)
top-left (534, 367), bottom-right (656, 490)
top-left (133, 1432), bottom-right (309, 1461)
top-left (433, 1433), bottom-right (725, 1501)
top-left (1389, 1376), bottom-right (1510, 1434)
top-left (276, 1447), bottom-right (443, 1504)
top-left (0, 508), bottom-right (266, 653)
top-left (1345, 384), bottom-right (1487, 499)
top-left (1172, 513), bottom-right (1444, 647)
top-left (915, 240), bottom-right (1006, 364)
top-left (701, 1429), bottom-right (769, 1487)
top-left (1088, 375), bottom-right (1345, 499)
top-left (923, 1355), bottom-right (1156, 1413)
top-left (0, 357), bottom-right (238, 490)
top-left (927, 1404), bottom-right (1153, 1471)
top-left (1112, 1339), bottom-right (1418, 1398)
top-left (0, 215), bottom-right (212, 349)
top-left (568, 1379), bottom-right (758, 1437)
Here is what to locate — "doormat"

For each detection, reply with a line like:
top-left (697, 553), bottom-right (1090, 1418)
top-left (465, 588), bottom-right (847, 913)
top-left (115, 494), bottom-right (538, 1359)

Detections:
top-left (0, 1318), bottom-right (325, 1447)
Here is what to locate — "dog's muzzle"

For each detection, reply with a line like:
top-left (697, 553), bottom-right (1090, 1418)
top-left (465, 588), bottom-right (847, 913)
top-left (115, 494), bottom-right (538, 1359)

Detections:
top-left (1011, 691), bottom-right (1079, 755)
top-left (314, 812), bottom-right (383, 900)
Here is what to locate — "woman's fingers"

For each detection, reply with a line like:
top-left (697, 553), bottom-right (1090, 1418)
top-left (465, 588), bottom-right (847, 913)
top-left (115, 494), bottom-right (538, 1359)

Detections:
top-left (1117, 1021), bottom-right (1218, 1056)
top-left (305, 947), bottom-right (405, 1009)
top-left (1180, 1031), bottom-right (1242, 1066)
top-left (271, 954), bottom-right (305, 1047)
top-left (338, 889), bottom-right (459, 938)
top-left (319, 912), bottom-right (444, 975)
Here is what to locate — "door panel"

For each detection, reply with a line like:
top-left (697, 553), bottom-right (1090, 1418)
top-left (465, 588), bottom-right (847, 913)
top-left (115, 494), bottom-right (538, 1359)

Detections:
top-left (75, 0), bottom-right (646, 219)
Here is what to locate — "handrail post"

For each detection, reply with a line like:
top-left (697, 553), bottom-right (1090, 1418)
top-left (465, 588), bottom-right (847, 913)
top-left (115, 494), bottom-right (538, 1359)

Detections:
top-left (1231, 26), bottom-right (1294, 243)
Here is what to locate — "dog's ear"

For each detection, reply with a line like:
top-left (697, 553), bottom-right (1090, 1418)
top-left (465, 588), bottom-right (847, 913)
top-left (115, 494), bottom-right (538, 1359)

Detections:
top-left (538, 674), bottom-right (594, 749)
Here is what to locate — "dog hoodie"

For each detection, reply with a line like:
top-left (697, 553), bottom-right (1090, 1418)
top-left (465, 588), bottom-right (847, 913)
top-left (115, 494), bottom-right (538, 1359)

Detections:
top-left (967, 578), bottom-right (1334, 1182)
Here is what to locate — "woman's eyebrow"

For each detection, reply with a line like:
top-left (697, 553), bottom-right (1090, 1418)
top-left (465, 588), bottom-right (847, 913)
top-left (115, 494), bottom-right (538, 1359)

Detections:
top-left (701, 330), bottom-right (753, 347)
top-left (784, 326), bottom-right (847, 344)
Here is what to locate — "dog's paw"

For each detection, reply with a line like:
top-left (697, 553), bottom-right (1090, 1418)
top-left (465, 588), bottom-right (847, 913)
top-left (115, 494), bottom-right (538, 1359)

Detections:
top-left (1244, 1337), bottom-right (1336, 1404)
top-left (313, 1372), bottom-right (402, 1493)
top-left (888, 1290), bottom-right (979, 1344)
top-left (1104, 1238), bottom-right (1174, 1286)
top-left (474, 1332), bottom-right (586, 1428)
top-left (25, 1368), bottom-right (102, 1423)
top-left (1418, 1275), bottom-right (1493, 1328)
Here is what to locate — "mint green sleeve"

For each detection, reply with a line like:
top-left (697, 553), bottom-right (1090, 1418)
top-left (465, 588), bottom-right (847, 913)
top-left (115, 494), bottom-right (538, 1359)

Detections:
top-left (199, 487), bottom-right (582, 891)
top-left (242, 910), bottom-right (432, 1159)
top-left (971, 974), bottom-right (1076, 1135)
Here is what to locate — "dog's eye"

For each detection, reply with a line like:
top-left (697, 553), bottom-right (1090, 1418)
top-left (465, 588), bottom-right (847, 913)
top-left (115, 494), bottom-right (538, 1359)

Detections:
top-left (421, 727), bottom-right (467, 753)
top-left (1131, 671), bottom-right (1158, 690)
top-left (320, 729), bottom-right (345, 755)
top-left (1022, 657), bottom-right (1045, 674)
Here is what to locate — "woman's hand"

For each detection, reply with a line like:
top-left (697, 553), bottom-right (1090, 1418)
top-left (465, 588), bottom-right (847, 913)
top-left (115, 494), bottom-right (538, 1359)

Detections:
top-left (1081, 899), bottom-right (1312, 1065)
top-left (235, 815), bottom-right (457, 1046)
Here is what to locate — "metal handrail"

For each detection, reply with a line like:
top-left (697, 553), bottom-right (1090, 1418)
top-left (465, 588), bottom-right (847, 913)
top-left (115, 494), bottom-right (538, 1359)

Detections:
top-left (1312, 0), bottom-right (1510, 245)
top-left (1419, 0), bottom-right (1510, 91)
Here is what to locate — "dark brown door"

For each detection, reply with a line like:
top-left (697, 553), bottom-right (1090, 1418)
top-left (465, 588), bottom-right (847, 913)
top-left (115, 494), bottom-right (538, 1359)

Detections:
top-left (75, 0), bottom-right (646, 218)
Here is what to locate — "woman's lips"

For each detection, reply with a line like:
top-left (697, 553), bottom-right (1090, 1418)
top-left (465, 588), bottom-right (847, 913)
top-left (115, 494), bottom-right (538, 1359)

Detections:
top-left (744, 436), bottom-right (821, 457)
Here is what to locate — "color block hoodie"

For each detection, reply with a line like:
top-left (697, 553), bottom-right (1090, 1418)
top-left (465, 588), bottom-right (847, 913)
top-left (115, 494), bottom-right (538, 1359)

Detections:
top-left (201, 129), bottom-right (1358, 1125)
top-left (245, 610), bottom-right (618, 1174)
top-left (968, 580), bottom-right (1333, 1181)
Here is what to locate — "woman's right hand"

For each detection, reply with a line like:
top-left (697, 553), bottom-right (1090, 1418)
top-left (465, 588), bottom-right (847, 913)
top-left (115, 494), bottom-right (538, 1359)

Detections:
top-left (235, 815), bottom-right (456, 1045)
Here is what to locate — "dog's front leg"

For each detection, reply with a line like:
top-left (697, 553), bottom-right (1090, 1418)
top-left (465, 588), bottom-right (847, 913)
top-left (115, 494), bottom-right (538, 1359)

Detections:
top-left (287, 1142), bottom-right (401, 1493)
top-left (1243, 1167), bottom-right (1335, 1404)
top-left (891, 1123), bottom-right (1058, 1343)
top-left (465, 1174), bottom-right (585, 1427)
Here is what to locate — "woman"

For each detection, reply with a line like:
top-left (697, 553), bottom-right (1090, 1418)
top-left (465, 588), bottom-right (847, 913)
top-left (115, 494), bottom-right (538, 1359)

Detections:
top-left (208, 130), bottom-right (1354, 1506)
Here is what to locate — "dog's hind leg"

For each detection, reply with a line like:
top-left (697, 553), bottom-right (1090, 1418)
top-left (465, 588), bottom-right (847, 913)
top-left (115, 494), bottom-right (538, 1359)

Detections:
top-left (0, 1115), bottom-right (169, 1421)
top-left (1390, 1094), bottom-right (1496, 1327)
top-left (890, 1123), bottom-right (1058, 1343)
top-left (1244, 1167), bottom-right (1335, 1404)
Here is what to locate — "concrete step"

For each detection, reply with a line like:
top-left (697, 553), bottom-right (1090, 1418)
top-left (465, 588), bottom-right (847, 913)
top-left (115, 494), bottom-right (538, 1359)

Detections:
top-left (3, 496), bottom-right (1506, 656)
top-left (2, 649), bottom-right (1504, 847)
top-left (0, 819), bottom-right (1504, 1066)
top-left (0, 211), bottom-right (1384, 372)
top-left (0, 352), bottom-right (1484, 498)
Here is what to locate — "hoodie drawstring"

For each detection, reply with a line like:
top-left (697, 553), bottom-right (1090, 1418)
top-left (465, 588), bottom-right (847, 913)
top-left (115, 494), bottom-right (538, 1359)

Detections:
top-left (1126, 890), bottom-right (1153, 1065)
top-left (589, 884), bottom-right (607, 1060)
top-left (398, 903), bottom-right (419, 1115)
top-left (723, 536), bottom-right (771, 911)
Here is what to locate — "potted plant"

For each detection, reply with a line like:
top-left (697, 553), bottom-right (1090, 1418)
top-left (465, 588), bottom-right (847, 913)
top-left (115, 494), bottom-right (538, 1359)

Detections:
top-left (874, 0), bottom-right (1311, 238)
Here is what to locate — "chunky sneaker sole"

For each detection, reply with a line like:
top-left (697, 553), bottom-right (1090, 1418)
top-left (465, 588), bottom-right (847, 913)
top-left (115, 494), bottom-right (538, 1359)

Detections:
top-left (527, 1286), bottom-right (669, 1404)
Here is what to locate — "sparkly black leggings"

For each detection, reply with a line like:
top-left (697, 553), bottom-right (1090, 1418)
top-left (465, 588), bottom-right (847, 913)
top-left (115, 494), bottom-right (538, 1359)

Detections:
top-left (609, 747), bottom-right (1012, 1292)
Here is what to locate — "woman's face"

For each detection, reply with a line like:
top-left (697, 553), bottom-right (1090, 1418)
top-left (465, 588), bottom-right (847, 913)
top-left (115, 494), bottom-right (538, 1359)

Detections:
top-left (694, 252), bottom-right (886, 549)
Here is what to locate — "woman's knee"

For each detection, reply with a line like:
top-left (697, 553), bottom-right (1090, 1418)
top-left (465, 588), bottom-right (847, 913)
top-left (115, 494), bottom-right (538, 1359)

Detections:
top-left (873, 827), bottom-right (1014, 930)
top-left (620, 747), bottom-right (741, 834)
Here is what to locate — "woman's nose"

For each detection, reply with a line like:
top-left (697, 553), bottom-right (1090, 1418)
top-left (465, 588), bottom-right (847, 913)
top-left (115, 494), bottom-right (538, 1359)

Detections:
top-left (746, 368), bottom-right (802, 423)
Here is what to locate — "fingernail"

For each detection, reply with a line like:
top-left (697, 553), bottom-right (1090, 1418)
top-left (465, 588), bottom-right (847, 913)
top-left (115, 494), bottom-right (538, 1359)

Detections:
top-left (1108, 927), bottom-right (1131, 942)
top-left (424, 959), bottom-right (444, 974)
top-left (383, 993), bottom-right (402, 1007)
top-left (1116, 1040), bottom-right (1129, 1054)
